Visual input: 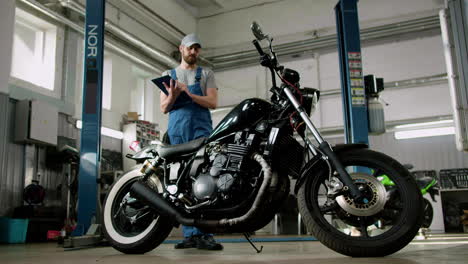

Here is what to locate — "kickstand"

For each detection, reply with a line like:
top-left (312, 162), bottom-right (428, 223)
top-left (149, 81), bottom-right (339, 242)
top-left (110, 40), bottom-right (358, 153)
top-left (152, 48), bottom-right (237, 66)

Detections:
top-left (243, 233), bottom-right (263, 253)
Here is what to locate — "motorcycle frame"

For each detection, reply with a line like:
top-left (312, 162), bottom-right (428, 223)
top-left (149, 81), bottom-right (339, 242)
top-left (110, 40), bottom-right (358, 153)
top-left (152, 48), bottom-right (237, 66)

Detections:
top-left (255, 37), bottom-right (364, 200)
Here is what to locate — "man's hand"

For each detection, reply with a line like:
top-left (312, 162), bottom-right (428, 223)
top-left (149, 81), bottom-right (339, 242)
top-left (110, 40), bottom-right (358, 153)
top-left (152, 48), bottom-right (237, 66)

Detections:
top-left (176, 81), bottom-right (191, 97)
top-left (160, 79), bottom-right (190, 114)
top-left (163, 79), bottom-right (183, 98)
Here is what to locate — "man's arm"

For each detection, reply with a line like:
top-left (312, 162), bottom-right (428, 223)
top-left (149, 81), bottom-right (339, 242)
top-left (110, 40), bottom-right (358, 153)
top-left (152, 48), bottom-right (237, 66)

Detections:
top-left (183, 70), bottom-right (218, 109)
top-left (188, 87), bottom-right (218, 109)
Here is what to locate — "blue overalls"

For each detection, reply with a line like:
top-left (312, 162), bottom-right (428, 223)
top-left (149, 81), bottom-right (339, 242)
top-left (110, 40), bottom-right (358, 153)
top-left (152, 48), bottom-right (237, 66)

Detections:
top-left (167, 66), bottom-right (212, 238)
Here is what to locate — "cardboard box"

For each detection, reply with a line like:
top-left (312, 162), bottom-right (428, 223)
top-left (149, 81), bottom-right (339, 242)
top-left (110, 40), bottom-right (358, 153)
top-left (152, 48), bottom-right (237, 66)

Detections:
top-left (127, 112), bottom-right (139, 121)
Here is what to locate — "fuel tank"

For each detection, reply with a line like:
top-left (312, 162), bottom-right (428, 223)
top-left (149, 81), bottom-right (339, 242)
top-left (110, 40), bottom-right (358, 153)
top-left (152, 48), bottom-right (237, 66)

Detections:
top-left (207, 98), bottom-right (272, 143)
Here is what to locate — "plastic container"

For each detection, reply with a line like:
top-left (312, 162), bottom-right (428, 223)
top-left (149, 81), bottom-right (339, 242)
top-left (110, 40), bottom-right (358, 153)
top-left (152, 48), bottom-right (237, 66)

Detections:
top-left (46, 230), bottom-right (61, 240)
top-left (368, 97), bottom-right (386, 135)
top-left (0, 217), bottom-right (29, 243)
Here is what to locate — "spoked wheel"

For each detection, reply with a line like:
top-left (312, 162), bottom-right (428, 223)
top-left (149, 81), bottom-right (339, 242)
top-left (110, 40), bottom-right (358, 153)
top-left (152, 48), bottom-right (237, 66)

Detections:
top-left (102, 168), bottom-right (173, 254)
top-left (297, 148), bottom-right (423, 257)
top-left (421, 198), bottom-right (433, 228)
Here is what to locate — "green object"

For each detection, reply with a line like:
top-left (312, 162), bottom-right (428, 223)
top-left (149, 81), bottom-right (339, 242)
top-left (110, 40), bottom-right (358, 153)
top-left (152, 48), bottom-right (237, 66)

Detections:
top-left (0, 217), bottom-right (29, 244)
top-left (380, 175), bottom-right (395, 186)
top-left (380, 175), bottom-right (437, 195)
top-left (420, 179), bottom-right (437, 195)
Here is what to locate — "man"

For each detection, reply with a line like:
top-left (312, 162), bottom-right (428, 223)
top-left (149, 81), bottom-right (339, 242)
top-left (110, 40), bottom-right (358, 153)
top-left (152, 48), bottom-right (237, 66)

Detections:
top-left (160, 33), bottom-right (223, 250)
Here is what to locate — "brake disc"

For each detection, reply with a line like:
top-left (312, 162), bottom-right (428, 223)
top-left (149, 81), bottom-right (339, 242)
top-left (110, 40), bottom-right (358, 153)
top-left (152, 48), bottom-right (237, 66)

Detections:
top-left (335, 173), bottom-right (387, 216)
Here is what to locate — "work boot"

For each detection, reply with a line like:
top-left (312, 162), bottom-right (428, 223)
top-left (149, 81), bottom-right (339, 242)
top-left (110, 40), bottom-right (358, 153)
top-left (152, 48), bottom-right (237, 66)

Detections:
top-left (174, 236), bottom-right (197, 249)
top-left (196, 235), bottom-right (223, 250)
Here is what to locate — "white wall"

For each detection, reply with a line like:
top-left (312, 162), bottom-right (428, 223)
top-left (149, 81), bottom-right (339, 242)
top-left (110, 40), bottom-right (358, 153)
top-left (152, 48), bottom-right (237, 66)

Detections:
top-left (198, 0), bottom-right (444, 55)
top-left (138, 0), bottom-right (196, 35)
top-left (0, 0), bottom-right (15, 94)
top-left (74, 45), bottom-right (159, 131)
top-left (212, 34), bottom-right (450, 129)
top-left (104, 2), bottom-right (177, 55)
top-left (315, 34), bottom-right (450, 128)
top-left (203, 0), bottom-right (449, 129)
top-left (6, 0), bottom-right (189, 134)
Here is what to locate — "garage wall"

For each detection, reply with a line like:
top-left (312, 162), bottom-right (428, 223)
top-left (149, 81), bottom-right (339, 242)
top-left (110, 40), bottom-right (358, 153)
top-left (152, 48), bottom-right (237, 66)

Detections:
top-left (0, 93), bottom-right (121, 216)
top-left (0, 94), bottom-right (25, 216)
top-left (195, 0), bottom-right (449, 130)
top-left (211, 33), bottom-right (449, 129)
top-left (198, 0), bottom-right (444, 54)
top-left (317, 34), bottom-right (450, 128)
top-left (0, 0), bottom-right (15, 94)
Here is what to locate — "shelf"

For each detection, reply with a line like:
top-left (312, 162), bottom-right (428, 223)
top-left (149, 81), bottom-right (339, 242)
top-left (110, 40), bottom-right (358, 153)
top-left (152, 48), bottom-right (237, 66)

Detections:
top-left (440, 188), bottom-right (468, 192)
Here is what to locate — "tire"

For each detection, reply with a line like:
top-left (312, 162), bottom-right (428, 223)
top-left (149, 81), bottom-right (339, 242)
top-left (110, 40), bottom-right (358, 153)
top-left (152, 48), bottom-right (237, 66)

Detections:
top-left (297, 148), bottom-right (423, 257)
top-left (421, 198), bottom-right (433, 228)
top-left (102, 168), bottom-right (173, 254)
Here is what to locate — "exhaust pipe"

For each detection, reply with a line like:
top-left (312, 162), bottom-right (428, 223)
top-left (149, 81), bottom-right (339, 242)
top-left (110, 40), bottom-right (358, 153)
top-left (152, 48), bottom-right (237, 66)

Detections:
top-left (130, 181), bottom-right (195, 226)
top-left (130, 153), bottom-right (272, 228)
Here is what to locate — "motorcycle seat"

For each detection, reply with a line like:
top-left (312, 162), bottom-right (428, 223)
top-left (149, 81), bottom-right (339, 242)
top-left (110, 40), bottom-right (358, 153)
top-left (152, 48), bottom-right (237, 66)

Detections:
top-left (157, 137), bottom-right (206, 160)
top-left (416, 177), bottom-right (434, 189)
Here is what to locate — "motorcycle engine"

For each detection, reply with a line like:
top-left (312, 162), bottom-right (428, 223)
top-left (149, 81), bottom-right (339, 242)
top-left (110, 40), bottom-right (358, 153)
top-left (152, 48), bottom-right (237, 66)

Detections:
top-left (191, 132), bottom-right (257, 204)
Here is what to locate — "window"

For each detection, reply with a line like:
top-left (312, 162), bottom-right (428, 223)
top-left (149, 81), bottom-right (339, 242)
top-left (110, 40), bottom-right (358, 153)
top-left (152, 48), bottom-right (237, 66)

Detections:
top-left (129, 77), bottom-right (146, 119)
top-left (130, 66), bottom-right (152, 120)
top-left (102, 56), bottom-right (112, 110)
top-left (10, 8), bottom-right (57, 92)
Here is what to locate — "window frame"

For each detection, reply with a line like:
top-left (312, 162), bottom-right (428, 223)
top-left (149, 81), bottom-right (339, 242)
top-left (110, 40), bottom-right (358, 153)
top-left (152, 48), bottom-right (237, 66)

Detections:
top-left (9, 8), bottom-right (64, 99)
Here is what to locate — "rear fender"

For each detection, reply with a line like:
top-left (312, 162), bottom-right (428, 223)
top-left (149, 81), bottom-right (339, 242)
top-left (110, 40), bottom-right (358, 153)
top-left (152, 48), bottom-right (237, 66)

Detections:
top-left (126, 145), bottom-right (158, 162)
top-left (293, 143), bottom-right (368, 194)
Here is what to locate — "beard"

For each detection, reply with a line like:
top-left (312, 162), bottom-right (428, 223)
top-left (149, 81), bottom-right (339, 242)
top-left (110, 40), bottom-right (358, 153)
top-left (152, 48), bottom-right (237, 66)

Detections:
top-left (183, 54), bottom-right (197, 65)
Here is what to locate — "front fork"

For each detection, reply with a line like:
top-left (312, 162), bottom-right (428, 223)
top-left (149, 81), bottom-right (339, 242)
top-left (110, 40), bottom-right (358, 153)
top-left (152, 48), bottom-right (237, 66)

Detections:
top-left (282, 87), bottom-right (363, 201)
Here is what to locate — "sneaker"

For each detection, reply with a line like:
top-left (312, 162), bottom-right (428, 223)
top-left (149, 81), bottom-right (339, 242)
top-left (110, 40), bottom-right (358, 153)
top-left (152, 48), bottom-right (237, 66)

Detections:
top-left (196, 235), bottom-right (223, 250)
top-left (174, 237), bottom-right (197, 249)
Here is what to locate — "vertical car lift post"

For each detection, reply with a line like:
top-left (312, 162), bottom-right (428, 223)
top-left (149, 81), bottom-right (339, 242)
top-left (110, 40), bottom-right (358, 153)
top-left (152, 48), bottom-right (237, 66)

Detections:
top-left (335, 0), bottom-right (369, 145)
top-left (65, 0), bottom-right (106, 248)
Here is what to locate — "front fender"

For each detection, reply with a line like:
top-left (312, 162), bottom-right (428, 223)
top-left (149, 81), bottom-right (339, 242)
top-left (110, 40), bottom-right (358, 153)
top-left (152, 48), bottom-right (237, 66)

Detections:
top-left (293, 143), bottom-right (368, 194)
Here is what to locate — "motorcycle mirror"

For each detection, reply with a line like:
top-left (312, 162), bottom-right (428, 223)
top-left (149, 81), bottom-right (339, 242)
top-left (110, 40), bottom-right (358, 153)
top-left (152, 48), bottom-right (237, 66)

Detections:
top-left (251, 21), bottom-right (268, 41)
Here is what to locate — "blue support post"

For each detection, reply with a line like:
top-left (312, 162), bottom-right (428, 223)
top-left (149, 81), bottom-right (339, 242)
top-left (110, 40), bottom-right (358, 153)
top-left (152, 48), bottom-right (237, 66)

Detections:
top-left (335, 0), bottom-right (369, 145)
top-left (74, 0), bottom-right (106, 236)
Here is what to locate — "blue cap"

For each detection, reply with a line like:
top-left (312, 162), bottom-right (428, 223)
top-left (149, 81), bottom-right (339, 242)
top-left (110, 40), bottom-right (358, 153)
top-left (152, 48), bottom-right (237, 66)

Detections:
top-left (181, 33), bottom-right (202, 48)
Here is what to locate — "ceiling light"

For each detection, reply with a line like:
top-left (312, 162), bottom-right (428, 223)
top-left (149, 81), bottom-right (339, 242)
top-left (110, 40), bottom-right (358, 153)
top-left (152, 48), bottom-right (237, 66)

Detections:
top-left (395, 119), bottom-right (453, 129)
top-left (395, 126), bottom-right (455, 140)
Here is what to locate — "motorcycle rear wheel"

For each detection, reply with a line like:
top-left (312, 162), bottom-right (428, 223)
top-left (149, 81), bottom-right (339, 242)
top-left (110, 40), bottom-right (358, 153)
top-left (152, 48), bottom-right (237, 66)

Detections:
top-left (297, 148), bottom-right (423, 257)
top-left (102, 168), bottom-right (173, 254)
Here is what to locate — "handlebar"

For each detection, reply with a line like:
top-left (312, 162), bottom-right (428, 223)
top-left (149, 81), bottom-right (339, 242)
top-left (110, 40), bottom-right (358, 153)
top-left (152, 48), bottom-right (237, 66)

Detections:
top-left (252, 39), bottom-right (265, 56)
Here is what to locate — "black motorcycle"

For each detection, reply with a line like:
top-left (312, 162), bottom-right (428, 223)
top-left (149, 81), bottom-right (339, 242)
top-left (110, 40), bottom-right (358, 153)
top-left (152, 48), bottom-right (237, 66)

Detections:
top-left (102, 22), bottom-right (423, 257)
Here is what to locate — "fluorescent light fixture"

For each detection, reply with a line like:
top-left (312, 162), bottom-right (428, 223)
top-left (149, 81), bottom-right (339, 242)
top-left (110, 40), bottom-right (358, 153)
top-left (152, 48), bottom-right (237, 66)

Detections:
top-left (395, 126), bottom-right (455, 140)
top-left (76, 120), bottom-right (124, 140)
top-left (395, 119), bottom-right (453, 129)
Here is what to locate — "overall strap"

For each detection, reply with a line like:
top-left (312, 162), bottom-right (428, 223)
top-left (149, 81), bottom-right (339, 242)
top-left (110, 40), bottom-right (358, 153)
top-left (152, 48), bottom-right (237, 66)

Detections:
top-left (195, 66), bottom-right (202, 83)
top-left (170, 68), bottom-right (178, 80)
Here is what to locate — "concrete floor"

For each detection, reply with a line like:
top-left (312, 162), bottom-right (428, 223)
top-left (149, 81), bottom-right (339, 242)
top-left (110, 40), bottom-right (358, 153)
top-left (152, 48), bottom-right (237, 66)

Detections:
top-left (0, 235), bottom-right (467, 264)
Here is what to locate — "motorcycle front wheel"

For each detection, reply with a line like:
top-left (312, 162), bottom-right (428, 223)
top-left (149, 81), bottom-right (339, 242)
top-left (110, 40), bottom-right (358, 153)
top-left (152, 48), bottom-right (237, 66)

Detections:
top-left (102, 167), bottom-right (173, 254)
top-left (297, 148), bottom-right (423, 257)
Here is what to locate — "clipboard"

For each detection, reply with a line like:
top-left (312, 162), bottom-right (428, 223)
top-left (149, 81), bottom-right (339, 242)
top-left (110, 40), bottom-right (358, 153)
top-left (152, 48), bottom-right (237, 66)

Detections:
top-left (151, 75), bottom-right (192, 110)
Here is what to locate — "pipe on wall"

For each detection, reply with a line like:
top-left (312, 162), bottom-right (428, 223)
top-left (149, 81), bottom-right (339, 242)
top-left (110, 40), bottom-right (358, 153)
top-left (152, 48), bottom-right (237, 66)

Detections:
top-left (19, 0), bottom-right (166, 73)
top-left (208, 15), bottom-right (441, 70)
top-left (58, 0), bottom-right (179, 69)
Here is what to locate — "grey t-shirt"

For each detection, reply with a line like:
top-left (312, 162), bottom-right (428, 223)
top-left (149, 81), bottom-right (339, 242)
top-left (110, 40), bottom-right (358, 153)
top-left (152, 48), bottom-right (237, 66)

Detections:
top-left (161, 66), bottom-right (217, 96)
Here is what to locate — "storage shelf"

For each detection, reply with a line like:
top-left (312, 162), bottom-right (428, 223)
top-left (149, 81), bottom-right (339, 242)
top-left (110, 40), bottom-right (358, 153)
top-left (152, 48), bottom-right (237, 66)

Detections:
top-left (440, 188), bottom-right (468, 192)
